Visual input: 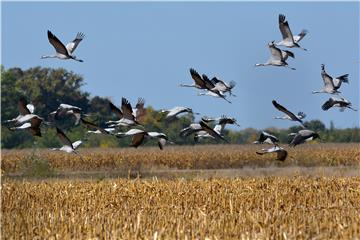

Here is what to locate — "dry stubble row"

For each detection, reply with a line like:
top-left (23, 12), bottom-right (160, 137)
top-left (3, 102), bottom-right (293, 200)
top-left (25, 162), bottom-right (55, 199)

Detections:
top-left (2, 176), bottom-right (360, 239)
top-left (2, 144), bottom-right (360, 173)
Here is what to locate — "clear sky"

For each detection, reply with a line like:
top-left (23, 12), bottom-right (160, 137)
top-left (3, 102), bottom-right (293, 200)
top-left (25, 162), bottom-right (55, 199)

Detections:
top-left (2, 1), bottom-right (359, 129)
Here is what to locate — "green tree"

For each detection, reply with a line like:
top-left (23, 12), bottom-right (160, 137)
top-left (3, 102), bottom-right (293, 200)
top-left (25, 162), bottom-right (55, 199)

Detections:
top-left (1, 65), bottom-right (359, 149)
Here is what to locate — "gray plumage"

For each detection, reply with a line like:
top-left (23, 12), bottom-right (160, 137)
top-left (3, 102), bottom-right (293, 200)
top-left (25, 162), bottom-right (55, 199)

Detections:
top-left (289, 130), bottom-right (320, 147)
top-left (312, 64), bottom-right (349, 94)
top-left (321, 97), bottom-right (357, 111)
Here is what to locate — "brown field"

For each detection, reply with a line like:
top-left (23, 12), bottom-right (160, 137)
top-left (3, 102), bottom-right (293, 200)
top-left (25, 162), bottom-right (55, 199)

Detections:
top-left (2, 177), bottom-right (360, 239)
top-left (1, 144), bottom-right (360, 239)
top-left (2, 144), bottom-right (360, 176)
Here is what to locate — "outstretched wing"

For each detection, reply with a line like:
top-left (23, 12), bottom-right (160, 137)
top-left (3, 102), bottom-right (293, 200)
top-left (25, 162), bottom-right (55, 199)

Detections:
top-left (199, 120), bottom-right (229, 143)
top-left (256, 132), bottom-right (267, 143)
top-left (26, 104), bottom-right (35, 114)
top-left (131, 133), bottom-right (146, 148)
top-left (47, 30), bottom-right (69, 56)
top-left (109, 101), bottom-right (123, 119)
top-left (135, 97), bottom-right (145, 109)
top-left (269, 43), bottom-right (283, 61)
top-left (190, 68), bottom-right (206, 88)
top-left (202, 74), bottom-right (215, 90)
top-left (81, 118), bottom-right (109, 134)
top-left (276, 149), bottom-right (288, 161)
top-left (333, 74), bottom-right (349, 90)
top-left (283, 50), bottom-right (295, 59)
top-left (180, 123), bottom-right (203, 137)
top-left (56, 127), bottom-right (73, 148)
top-left (29, 118), bottom-right (42, 137)
top-left (121, 98), bottom-right (136, 120)
top-left (256, 146), bottom-right (287, 161)
top-left (321, 98), bottom-right (334, 111)
top-left (72, 140), bottom-right (82, 150)
top-left (321, 65), bottom-right (335, 89)
top-left (30, 117), bottom-right (43, 129)
top-left (18, 97), bottom-right (31, 115)
top-left (201, 116), bottom-right (217, 123)
top-left (278, 14), bottom-right (295, 42)
top-left (135, 97), bottom-right (146, 120)
top-left (322, 73), bottom-right (335, 89)
top-left (66, 32), bottom-right (85, 53)
top-left (289, 131), bottom-right (314, 147)
top-left (272, 100), bottom-right (302, 123)
top-left (294, 29), bottom-right (308, 43)
top-left (211, 78), bottom-right (227, 92)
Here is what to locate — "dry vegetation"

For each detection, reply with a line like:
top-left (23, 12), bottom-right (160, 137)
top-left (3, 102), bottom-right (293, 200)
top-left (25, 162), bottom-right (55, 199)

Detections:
top-left (2, 144), bottom-right (360, 175)
top-left (2, 176), bottom-right (360, 239)
top-left (2, 144), bottom-right (359, 239)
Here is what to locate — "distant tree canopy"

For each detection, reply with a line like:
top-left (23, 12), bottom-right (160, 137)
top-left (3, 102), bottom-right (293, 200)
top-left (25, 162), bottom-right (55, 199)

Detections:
top-left (1, 66), bottom-right (360, 149)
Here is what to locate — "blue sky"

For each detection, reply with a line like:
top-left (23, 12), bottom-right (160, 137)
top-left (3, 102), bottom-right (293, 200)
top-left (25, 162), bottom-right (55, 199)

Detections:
top-left (2, 1), bottom-right (359, 129)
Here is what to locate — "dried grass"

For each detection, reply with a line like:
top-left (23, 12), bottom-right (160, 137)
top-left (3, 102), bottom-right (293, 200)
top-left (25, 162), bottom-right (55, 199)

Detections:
top-left (2, 177), bottom-right (360, 239)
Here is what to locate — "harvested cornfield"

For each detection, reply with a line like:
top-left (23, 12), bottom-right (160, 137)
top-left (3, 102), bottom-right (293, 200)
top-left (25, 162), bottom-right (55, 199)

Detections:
top-left (2, 144), bottom-right (360, 174)
top-left (2, 144), bottom-right (359, 238)
top-left (2, 176), bottom-right (360, 239)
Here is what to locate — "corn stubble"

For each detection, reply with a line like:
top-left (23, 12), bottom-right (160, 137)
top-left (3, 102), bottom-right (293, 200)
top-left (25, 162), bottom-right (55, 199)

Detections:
top-left (2, 144), bottom-right (360, 173)
top-left (2, 144), bottom-right (359, 239)
top-left (2, 177), bottom-right (360, 239)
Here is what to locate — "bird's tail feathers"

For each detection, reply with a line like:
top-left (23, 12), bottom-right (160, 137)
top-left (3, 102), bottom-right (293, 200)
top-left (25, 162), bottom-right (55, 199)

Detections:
top-left (228, 81), bottom-right (236, 89)
top-left (337, 74), bottom-right (349, 83)
top-left (284, 50), bottom-right (295, 59)
top-left (299, 29), bottom-right (308, 36)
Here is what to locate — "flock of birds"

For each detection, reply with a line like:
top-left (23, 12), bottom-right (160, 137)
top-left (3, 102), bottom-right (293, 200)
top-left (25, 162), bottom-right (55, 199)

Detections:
top-left (4, 14), bottom-right (358, 161)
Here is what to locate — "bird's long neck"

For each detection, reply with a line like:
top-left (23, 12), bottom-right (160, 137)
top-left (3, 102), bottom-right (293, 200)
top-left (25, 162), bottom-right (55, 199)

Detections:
top-left (255, 63), bottom-right (269, 67)
top-left (312, 90), bottom-right (323, 94)
top-left (41, 54), bottom-right (57, 59)
top-left (179, 84), bottom-right (195, 88)
top-left (274, 116), bottom-right (288, 120)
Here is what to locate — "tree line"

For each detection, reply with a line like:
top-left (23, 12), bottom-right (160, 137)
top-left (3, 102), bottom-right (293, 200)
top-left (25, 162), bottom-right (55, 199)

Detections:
top-left (1, 66), bottom-right (359, 149)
